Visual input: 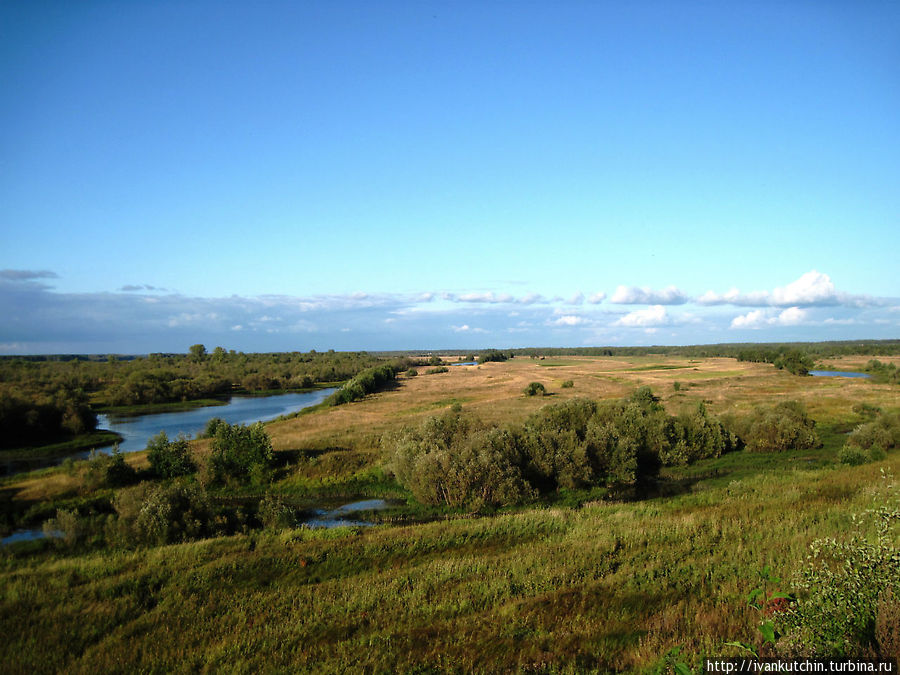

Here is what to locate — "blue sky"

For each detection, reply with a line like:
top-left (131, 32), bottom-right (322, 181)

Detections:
top-left (1, 1), bottom-right (898, 354)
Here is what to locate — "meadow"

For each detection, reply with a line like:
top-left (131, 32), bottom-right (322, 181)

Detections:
top-left (1, 353), bottom-right (898, 673)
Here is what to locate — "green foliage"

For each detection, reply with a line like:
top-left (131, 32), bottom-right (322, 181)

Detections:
top-left (386, 389), bottom-right (735, 508)
top-left (327, 362), bottom-right (405, 405)
top-left (672, 381), bottom-right (681, 391)
top-left (477, 349), bottom-right (510, 364)
top-left (386, 412), bottom-right (535, 510)
top-left (146, 431), bottom-right (196, 478)
top-left (42, 508), bottom-right (82, 549)
top-left (561, 380), bottom-right (574, 388)
top-left (772, 349), bottom-right (815, 376)
top-left (0, 386), bottom-right (97, 448)
top-left (426, 366), bottom-right (449, 375)
top-left (257, 493), bottom-right (295, 530)
top-left (846, 412), bottom-right (900, 452)
top-left (778, 472), bottom-right (900, 657)
top-left (523, 381), bottom-right (546, 396)
top-left (84, 445), bottom-right (137, 489)
top-left (189, 344), bottom-right (207, 362)
top-left (203, 417), bottom-right (226, 438)
top-left (663, 402), bottom-right (738, 466)
top-left (863, 359), bottom-right (900, 385)
top-left (406, 368), bottom-right (418, 377)
top-left (736, 401), bottom-right (821, 453)
top-left (209, 422), bottom-right (274, 485)
top-left (838, 446), bottom-right (869, 466)
top-left (109, 482), bottom-right (213, 547)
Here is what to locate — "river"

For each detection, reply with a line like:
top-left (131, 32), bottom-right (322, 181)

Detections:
top-left (2, 389), bottom-right (336, 476)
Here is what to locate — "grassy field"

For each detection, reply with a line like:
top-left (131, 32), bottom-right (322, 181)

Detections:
top-left (1, 354), bottom-right (898, 672)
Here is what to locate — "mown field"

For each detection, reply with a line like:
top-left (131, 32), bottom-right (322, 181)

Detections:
top-left (1, 354), bottom-right (898, 673)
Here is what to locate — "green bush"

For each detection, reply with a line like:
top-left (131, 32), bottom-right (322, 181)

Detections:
top-left (838, 446), bottom-right (868, 466)
top-left (84, 445), bottom-right (137, 489)
top-left (739, 401), bottom-right (820, 453)
top-left (387, 412), bottom-right (534, 510)
top-left (778, 473), bottom-right (899, 657)
top-left (202, 417), bottom-right (226, 438)
top-left (846, 412), bottom-right (900, 452)
top-left (523, 382), bottom-right (546, 396)
top-left (257, 493), bottom-right (295, 530)
top-left (406, 368), bottom-right (418, 377)
top-left (43, 508), bottom-right (82, 549)
top-left (109, 482), bottom-right (213, 547)
top-left (426, 366), bottom-right (449, 375)
top-left (209, 421), bottom-right (274, 485)
top-left (561, 380), bottom-right (574, 389)
top-left (146, 431), bottom-right (195, 478)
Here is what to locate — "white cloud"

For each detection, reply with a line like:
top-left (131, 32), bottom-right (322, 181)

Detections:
top-left (699, 271), bottom-right (876, 308)
top-left (730, 310), bottom-right (769, 329)
top-left (567, 292), bottom-right (585, 305)
top-left (771, 270), bottom-right (836, 306)
top-left (551, 315), bottom-right (587, 326)
top-left (610, 285), bottom-right (687, 305)
top-left (587, 292), bottom-right (606, 304)
top-left (614, 305), bottom-right (669, 327)
top-left (696, 288), bottom-right (770, 306)
top-left (730, 306), bottom-right (808, 329)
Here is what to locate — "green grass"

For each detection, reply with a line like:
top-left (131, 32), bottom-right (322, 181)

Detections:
top-left (2, 452), bottom-right (895, 672)
top-left (623, 364), bottom-right (693, 372)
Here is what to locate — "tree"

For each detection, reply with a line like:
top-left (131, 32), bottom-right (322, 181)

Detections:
top-left (209, 421), bottom-right (274, 485)
top-left (146, 431), bottom-right (196, 478)
top-left (189, 344), bottom-right (207, 362)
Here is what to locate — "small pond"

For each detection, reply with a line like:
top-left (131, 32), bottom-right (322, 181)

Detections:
top-left (809, 370), bottom-right (871, 379)
top-left (303, 499), bottom-right (390, 528)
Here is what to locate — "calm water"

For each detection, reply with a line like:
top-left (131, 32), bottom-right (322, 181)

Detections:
top-left (95, 389), bottom-right (336, 454)
top-left (809, 370), bottom-right (871, 379)
top-left (304, 499), bottom-right (390, 528)
top-left (2, 498), bottom-right (389, 546)
top-left (1, 389), bottom-right (335, 476)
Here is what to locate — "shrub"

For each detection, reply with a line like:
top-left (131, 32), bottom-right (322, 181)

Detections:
top-left (478, 350), bottom-right (509, 364)
top-left (426, 366), bottom-right (449, 375)
top-left (84, 445), bottom-right (137, 489)
top-left (846, 413), bottom-right (900, 452)
top-left (258, 493), bottom-right (295, 530)
top-left (386, 412), bottom-right (534, 510)
top-left (672, 381), bottom-right (681, 391)
top-left (110, 482), bottom-right (213, 547)
top-left (202, 417), bottom-right (226, 438)
top-left (664, 402), bottom-right (738, 465)
top-left (778, 472), bottom-right (899, 657)
top-left (740, 401), bottom-right (820, 453)
top-left (43, 508), bottom-right (82, 549)
top-left (406, 368), bottom-right (418, 377)
top-left (209, 421), bottom-right (274, 485)
top-left (838, 446), bottom-right (868, 466)
top-left (561, 380), bottom-right (574, 389)
top-left (523, 382), bottom-right (546, 396)
top-left (520, 398), bottom-right (596, 490)
top-left (146, 431), bottom-right (195, 478)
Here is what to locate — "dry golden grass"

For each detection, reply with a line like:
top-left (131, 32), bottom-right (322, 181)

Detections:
top-left (266, 355), bottom-right (897, 456)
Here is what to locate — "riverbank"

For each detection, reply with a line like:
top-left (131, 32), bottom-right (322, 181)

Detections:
top-left (0, 431), bottom-right (123, 461)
